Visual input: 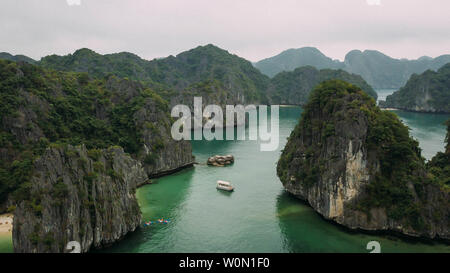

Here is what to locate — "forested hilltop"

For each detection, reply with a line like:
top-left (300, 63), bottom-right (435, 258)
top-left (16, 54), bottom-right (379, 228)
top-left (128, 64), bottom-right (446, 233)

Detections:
top-left (379, 63), bottom-right (450, 113)
top-left (267, 66), bottom-right (377, 105)
top-left (0, 52), bottom-right (36, 64)
top-left (255, 47), bottom-right (450, 89)
top-left (8, 45), bottom-right (377, 107)
top-left (277, 80), bottom-right (449, 240)
top-left (38, 45), bottom-right (270, 108)
top-left (0, 60), bottom-right (193, 252)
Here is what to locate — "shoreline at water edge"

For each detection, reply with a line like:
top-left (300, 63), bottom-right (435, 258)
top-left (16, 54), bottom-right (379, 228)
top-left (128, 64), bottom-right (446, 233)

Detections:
top-left (0, 213), bottom-right (13, 235)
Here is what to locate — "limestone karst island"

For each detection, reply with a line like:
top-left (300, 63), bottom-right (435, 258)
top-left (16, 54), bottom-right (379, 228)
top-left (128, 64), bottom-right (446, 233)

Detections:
top-left (0, 0), bottom-right (449, 264)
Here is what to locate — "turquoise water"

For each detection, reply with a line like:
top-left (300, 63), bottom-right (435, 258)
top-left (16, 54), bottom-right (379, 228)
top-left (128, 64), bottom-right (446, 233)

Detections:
top-left (393, 110), bottom-right (449, 160)
top-left (376, 88), bottom-right (448, 160)
top-left (1, 105), bottom-right (448, 253)
top-left (0, 235), bottom-right (12, 253)
top-left (102, 106), bottom-right (449, 253)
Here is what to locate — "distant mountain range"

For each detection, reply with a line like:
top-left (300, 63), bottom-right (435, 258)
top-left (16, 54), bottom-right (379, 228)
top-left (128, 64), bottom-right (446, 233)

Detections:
top-left (254, 47), bottom-right (342, 77)
top-left (38, 45), bottom-right (270, 107)
top-left (5, 46), bottom-right (450, 91)
top-left (0, 45), bottom-right (377, 106)
top-left (254, 48), bottom-right (450, 89)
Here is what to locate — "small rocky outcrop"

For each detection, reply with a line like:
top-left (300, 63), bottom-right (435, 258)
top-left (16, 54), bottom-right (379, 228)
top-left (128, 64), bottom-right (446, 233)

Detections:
top-left (277, 80), bottom-right (449, 240)
top-left (207, 155), bottom-right (235, 167)
top-left (13, 145), bottom-right (147, 253)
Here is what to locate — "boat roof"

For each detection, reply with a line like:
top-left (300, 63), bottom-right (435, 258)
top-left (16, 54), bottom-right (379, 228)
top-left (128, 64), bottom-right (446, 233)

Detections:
top-left (217, 180), bottom-right (231, 186)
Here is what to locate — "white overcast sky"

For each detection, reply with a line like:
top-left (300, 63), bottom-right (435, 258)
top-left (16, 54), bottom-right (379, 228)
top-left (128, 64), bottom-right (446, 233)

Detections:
top-left (1, 0), bottom-right (449, 62)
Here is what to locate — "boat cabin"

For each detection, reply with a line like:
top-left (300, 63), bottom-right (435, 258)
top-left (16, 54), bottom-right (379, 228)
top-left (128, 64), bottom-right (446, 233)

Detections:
top-left (216, 180), bottom-right (234, 191)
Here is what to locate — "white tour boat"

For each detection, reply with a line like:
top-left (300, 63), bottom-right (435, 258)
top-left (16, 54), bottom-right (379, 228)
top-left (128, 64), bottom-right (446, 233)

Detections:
top-left (216, 180), bottom-right (234, 192)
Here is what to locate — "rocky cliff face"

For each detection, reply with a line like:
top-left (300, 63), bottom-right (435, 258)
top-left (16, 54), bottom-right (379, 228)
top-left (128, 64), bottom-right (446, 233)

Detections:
top-left (13, 145), bottom-right (146, 253)
top-left (379, 63), bottom-right (450, 113)
top-left (0, 60), bottom-right (194, 252)
top-left (37, 46), bottom-right (271, 132)
top-left (277, 80), bottom-right (449, 240)
top-left (133, 96), bottom-right (194, 178)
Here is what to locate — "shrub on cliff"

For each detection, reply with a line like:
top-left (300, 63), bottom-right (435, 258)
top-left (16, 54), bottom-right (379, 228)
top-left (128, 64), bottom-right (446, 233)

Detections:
top-left (427, 119), bottom-right (450, 188)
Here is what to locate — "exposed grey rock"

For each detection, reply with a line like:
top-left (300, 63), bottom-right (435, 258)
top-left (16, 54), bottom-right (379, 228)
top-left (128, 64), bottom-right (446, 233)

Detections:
top-left (0, 61), bottom-right (195, 252)
top-left (13, 145), bottom-right (146, 253)
top-left (277, 80), bottom-right (449, 240)
top-left (133, 98), bottom-right (195, 180)
top-left (207, 155), bottom-right (234, 166)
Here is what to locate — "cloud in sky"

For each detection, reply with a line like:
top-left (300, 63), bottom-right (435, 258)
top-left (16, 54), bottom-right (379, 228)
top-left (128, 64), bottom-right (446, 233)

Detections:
top-left (0, 0), bottom-right (449, 62)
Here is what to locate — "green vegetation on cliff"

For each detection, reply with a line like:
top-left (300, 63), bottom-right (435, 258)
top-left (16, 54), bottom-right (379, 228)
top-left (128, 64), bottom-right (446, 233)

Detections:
top-left (277, 80), bottom-right (449, 237)
top-left (12, 144), bottom-right (146, 253)
top-left (0, 52), bottom-right (36, 64)
top-left (380, 63), bottom-right (450, 113)
top-left (427, 119), bottom-right (450, 188)
top-left (39, 49), bottom-right (161, 88)
top-left (0, 59), bottom-right (174, 206)
top-left (36, 46), bottom-right (378, 106)
top-left (267, 66), bottom-right (377, 105)
top-left (39, 45), bottom-right (270, 104)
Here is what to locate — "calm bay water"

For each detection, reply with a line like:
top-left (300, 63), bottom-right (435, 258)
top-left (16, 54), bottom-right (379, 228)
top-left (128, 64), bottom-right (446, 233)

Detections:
top-left (376, 88), bottom-right (449, 160)
top-left (1, 104), bottom-right (448, 253)
top-left (393, 110), bottom-right (449, 160)
top-left (0, 235), bottom-right (12, 253)
top-left (103, 106), bottom-right (449, 253)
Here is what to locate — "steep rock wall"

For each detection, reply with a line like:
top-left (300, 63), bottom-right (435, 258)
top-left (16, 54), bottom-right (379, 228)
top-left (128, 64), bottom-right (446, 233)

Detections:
top-left (13, 145), bottom-right (146, 253)
top-left (277, 80), bottom-right (449, 240)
